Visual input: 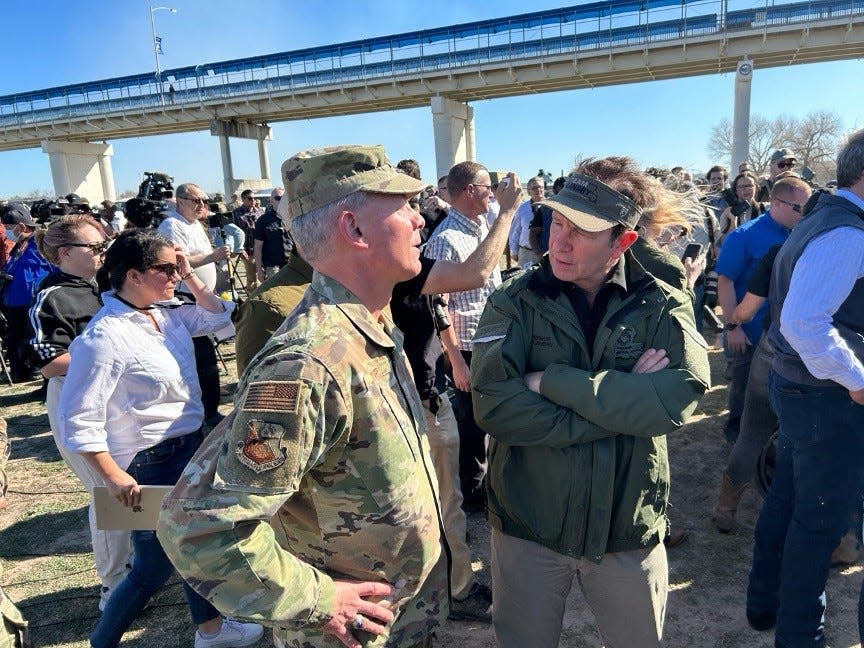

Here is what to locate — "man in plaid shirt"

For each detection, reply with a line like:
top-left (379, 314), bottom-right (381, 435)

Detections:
top-left (425, 161), bottom-right (502, 512)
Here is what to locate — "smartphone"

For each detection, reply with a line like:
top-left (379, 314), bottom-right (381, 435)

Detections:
top-left (682, 243), bottom-right (703, 261)
top-left (488, 171), bottom-right (508, 186)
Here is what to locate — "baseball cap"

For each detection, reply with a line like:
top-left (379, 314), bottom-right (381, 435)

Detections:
top-left (538, 173), bottom-right (642, 232)
top-left (1, 202), bottom-right (36, 227)
top-left (277, 145), bottom-right (426, 224)
top-left (770, 148), bottom-right (796, 163)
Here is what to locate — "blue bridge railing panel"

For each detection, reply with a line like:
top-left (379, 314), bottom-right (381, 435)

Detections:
top-left (1, 0), bottom-right (861, 127)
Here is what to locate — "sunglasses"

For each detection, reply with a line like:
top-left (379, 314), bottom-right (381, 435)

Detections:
top-left (180, 196), bottom-right (208, 205)
top-left (65, 241), bottom-right (109, 255)
top-left (773, 197), bottom-right (802, 213)
top-left (148, 262), bottom-right (181, 277)
top-left (777, 161), bottom-right (795, 169)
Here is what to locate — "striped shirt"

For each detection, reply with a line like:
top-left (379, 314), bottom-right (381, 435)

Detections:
top-left (424, 207), bottom-right (501, 351)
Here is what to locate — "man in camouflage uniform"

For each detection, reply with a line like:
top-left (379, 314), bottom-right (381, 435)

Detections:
top-left (158, 146), bottom-right (448, 648)
top-left (1, 419), bottom-right (31, 648)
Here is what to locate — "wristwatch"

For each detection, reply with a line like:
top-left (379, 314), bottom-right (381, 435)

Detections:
top-left (724, 323), bottom-right (739, 331)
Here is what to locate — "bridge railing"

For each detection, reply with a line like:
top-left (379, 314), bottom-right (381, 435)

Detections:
top-left (1, 0), bottom-right (861, 128)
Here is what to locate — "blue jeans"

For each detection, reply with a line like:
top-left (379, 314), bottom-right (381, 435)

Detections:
top-left (90, 430), bottom-right (219, 648)
top-left (747, 372), bottom-right (864, 647)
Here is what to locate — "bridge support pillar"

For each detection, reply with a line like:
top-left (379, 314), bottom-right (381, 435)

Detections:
top-left (218, 133), bottom-right (235, 200)
top-left (431, 97), bottom-right (475, 180)
top-left (211, 119), bottom-right (274, 198)
top-left (731, 59), bottom-right (753, 173)
top-left (40, 140), bottom-right (115, 204)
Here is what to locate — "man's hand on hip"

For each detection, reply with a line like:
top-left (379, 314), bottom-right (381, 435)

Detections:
top-left (322, 580), bottom-right (395, 648)
top-left (850, 387), bottom-right (864, 405)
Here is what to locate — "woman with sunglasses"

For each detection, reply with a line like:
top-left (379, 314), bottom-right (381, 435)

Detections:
top-left (57, 229), bottom-right (262, 648)
top-left (28, 215), bottom-right (135, 610)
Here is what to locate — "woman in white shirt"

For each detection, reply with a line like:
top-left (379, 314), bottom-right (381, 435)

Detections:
top-left (58, 229), bottom-right (262, 648)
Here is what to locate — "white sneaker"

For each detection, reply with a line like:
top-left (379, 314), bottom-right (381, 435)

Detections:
top-left (194, 618), bottom-right (264, 648)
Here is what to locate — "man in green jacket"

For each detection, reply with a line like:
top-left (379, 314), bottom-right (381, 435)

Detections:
top-left (470, 168), bottom-right (710, 648)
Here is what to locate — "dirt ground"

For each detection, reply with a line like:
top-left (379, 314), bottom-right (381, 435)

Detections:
top-left (1, 334), bottom-right (862, 648)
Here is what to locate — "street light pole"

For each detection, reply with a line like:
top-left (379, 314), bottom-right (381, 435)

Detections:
top-left (149, 5), bottom-right (177, 105)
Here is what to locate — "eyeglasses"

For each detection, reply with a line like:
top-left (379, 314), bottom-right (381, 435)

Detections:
top-left (470, 183), bottom-right (492, 191)
top-left (777, 161), bottom-right (795, 169)
top-left (272, 195), bottom-right (282, 201)
top-left (773, 197), bottom-right (802, 213)
top-left (179, 196), bottom-right (208, 205)
top-left (148, 262), bottom-right (181, 277)
top-left (65, 241), bottom-right (108, 255)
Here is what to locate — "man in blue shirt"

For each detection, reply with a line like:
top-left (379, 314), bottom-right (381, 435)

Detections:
top-left (715, 177), bottom-right (810, 443)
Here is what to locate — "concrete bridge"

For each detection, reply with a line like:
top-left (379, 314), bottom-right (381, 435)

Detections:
top-left (1, 0), bottom-right (862, 200)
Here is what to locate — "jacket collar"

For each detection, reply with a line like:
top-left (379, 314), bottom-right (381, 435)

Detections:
top-left (527, 249), bottom-right (648, 301)
top-left (309, 272), bottom-right (396, 350)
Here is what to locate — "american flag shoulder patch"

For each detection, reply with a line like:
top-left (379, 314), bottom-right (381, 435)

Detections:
top-left (242, 381), bottom-right (301, 413)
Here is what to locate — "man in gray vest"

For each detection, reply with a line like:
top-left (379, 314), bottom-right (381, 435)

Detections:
top-left (747, 128), bottom-right (864, 648)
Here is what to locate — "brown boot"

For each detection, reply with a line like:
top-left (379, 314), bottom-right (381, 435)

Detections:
top-left (712, 472), bottom-right (747, 533)
top-left (830, 530), bottom-right (861, 567)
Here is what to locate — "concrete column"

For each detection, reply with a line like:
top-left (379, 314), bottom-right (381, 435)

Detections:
top-left (258, 138), bottom-right (271, 182)
top-left (40, 140), bottom-right (115, 204)
top-left (431, 96), bottom-right (475, 180)
top-left (731, 59), bottom-right (753, 173)
top-left (219, 133), bottom-right (235, 199)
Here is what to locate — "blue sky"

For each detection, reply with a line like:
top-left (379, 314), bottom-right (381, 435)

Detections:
top-left (0, 0), bottom-right (862, 197)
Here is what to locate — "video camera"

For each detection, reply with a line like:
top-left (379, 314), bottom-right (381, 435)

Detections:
top-left (138, 171), bottom-right (174, 202)
top-left (125, 171), bottom-right (176, 228)
top-left (124, 197), bottom-right (165, 229)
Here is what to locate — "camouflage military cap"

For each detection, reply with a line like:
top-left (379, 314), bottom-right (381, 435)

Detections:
top-left (277, 145), bottom-right (426, 224)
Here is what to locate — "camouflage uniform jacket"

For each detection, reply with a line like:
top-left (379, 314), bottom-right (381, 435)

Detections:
top-left (158, 272), bottom-right (449, 647)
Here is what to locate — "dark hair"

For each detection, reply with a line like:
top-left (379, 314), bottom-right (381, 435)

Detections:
top-left (396, 159), bottom-right (421, 180)
top-left (447, 161), bottom-right (486, 196)
top-left (241, 189), bottom-right (254, 200)
top-left (731, 172), bottom-right (758, 195)
top-left (552, 176), bottom-right (567, 193)
top-left (837, 128), bottom-right (864, 188)
top-left (103, 229), bottom-right (173, 291)
top-left (707, 165), bottom-right (728, 180)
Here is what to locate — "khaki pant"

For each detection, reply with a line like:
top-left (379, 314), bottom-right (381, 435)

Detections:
top-left (491, 528), bottom-right (667, 648)
top-left (47, 377), bottom-right (133, 590)
top-left (422, 394), bottom-right (474, 599)
top-left (239, 255), bottom-right (257, 293)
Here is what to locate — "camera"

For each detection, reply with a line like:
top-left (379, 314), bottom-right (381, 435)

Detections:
top-left (431, 295), bottom-right (451, 332)
top-left (703, 270), bottom-right (719, 308)
top-left (731, 201), bottom-right (752, 218)
top-left (124, 197), bottom-right (164, 229)
top-left (137, 171), bottom-right (174, 202)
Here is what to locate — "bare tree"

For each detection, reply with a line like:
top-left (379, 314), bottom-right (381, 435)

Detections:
top-left (786, 110), bottom-right (841, 182)
top-left (706, 110), bottom-right (842, 180)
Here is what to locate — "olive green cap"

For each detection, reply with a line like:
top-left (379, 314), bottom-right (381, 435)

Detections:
top-left (277, 145), bottom-right (426, 223)
top-left (538, 172), bottom-right (642, 232)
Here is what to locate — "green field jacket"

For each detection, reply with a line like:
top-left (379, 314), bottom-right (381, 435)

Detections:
top-left (470, 252), bottom-right (710, 562)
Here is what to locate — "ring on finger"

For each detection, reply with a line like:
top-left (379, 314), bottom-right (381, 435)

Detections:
top-left (352, 614), bottom-right (364, 630)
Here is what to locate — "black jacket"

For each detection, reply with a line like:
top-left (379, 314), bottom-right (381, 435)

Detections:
top-left (27, 272), bottom-right (102, 368)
